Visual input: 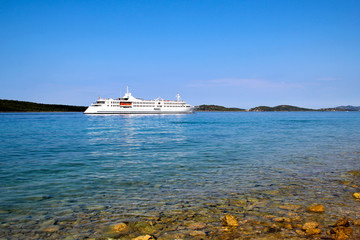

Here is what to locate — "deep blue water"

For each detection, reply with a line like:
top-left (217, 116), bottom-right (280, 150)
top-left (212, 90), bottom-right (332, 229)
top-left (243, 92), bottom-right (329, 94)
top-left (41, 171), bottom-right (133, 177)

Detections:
top-left (1, 112), bottom-right (360, 232)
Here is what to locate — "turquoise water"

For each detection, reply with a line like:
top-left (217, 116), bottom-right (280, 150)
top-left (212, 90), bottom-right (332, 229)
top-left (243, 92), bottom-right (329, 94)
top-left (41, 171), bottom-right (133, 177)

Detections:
top-left (1, 112), bottom-right (360, 238)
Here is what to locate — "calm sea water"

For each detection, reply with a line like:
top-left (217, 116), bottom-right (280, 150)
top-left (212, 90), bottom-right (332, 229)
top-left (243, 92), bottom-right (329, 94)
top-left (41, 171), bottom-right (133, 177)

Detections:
top-left (1, 112), bottom-right (360, 238)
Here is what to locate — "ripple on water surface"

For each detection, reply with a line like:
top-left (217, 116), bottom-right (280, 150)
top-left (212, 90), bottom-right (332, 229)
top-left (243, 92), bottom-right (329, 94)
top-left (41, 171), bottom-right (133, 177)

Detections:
top-left (0, 112), bottom-right (360, 239)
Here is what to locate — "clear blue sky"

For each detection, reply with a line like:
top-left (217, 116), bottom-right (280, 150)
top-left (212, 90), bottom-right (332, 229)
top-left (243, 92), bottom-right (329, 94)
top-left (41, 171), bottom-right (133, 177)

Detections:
top-left (1, 0), bottom-right (359, 108)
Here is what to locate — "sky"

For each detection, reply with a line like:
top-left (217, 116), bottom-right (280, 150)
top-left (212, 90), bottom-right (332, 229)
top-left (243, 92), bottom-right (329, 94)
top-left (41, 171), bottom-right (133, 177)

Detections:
top-left (0, 0), bottom-right (359, 108)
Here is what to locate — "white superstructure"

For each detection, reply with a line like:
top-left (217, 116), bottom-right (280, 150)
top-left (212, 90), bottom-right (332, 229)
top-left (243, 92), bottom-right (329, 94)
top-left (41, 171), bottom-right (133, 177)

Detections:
top-left (84, 87), bottom-right (195, 114)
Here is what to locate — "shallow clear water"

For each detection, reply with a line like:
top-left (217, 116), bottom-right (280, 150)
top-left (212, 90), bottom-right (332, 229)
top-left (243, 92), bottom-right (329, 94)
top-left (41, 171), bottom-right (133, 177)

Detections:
top-left (1, 112), bottom-right (360, 238)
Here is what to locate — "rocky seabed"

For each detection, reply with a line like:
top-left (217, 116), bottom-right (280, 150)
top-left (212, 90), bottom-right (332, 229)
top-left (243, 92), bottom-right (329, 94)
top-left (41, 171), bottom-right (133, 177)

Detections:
top-left (1, 170), bottom-right (360, 240)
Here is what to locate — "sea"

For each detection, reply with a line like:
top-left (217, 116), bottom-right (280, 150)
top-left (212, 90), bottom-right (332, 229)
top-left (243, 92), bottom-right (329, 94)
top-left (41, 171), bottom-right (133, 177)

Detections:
top-left (1, 112), bottom-right (360, 239)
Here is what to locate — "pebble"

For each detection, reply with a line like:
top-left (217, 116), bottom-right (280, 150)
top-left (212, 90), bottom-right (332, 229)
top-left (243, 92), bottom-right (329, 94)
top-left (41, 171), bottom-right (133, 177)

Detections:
top-left (221, 214), bottom-right (239, 227)
top-left (85, 205), bottom-right (106, 211)
top-left (132, 235), bottom-right (156, 240)
top-left (295, 229), bottom-right (306, 236)
top-left (335, 218), bottom-right (350, 227)
top-left (283, 223), bottom-right (293, 230)
top-left (302, 222), bottom-right (319, 230)
top-left (42, 225), bottom-right (60, 232)
top-left (273, 217), bottom-right (291, 223)
top-left (189, 230), bottom-right (206, 236)
top-left (40, 219), bottom-right (56, 226)
top-left (307, 204), bottom-right (324, 213)
top-left (353, 219), bottom-right (360, 226)
top-left (112, 222), bottom-right (129, 233)
top-left (328, 226), bottom-right (353, 239)
top-left (306, 228), bottom-right (321, 235)
top-left (352, 192), bottom-right (360, 199)
top-left (187, 222), bottom-right (206, 230)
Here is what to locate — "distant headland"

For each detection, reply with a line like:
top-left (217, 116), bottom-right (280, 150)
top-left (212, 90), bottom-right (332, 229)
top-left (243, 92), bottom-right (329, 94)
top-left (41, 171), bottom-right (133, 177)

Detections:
top-left (196, 104), bottom-right (360, 112)
top-left (0, 99), bottom-right (359, 112)
top-left (0, 99), bottom-right (86, 112)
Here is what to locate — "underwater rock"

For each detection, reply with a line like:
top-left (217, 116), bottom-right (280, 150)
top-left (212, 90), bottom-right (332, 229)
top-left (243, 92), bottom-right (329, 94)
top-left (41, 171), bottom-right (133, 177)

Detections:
top-left (328, 226), bottom-right (353, 240)
top-left (112, 222), bottom-right (129, 233)
top-left (307, 204), bottom-right (324, 213)
top-left (189, 230), bottom-right (206, 236)
top-left (295, 229), bottom-right (306, 236)
top-left (132, 235), bottom-right (156, 240)
top-left (335, 218), bottom-right (350, 227)
top-left (289, 214), bottom-right (302, 222)
top-left (85, 205), bottom-right (106, 211)
top-left (42, 225), bottom-right (60, 232)
top-left (347, 170), bottom-right (360, 176)
top-left (188, 222), bottom-right (206, 230)
top-left (352, 192), bottom-right (360, 199)
top-left (299, 222), bottom-right (322, 236)
top-left (353, 219), bottom-right (360, 226)
top-left (283, 223), bottom-right (293, 230)
top-left (133, 221), bottom-right (156, 234)
top-left (273, 217), bottom-right (291, 223)
top-left (302, 222), bottom-right (319, 230)
top-left (264, 224), bottom-right (281, 233)
top-left (40, 219), bottom-right (56, 226)
top-left (305, 228), bottom-right (321, 235)
top-left (221, 214), bottom-right (239, 227)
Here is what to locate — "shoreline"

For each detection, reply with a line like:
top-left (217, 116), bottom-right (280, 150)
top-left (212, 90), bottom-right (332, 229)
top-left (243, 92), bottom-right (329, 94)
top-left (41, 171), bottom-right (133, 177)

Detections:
top-left (1, 168), bottom-right (359, 239)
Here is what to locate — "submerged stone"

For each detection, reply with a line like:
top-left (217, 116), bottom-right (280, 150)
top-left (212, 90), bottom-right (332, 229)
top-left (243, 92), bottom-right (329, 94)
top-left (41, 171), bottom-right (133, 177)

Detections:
top-left (295, 229), bottom-right (306, 236)
top-left (352, 192), bottom-right (360, 199)
top-left (347, 170), bottom-right (360, 176)
top-left (112, 222), bottom-right (129, 233)
top-left (335, 218), bottom-right (350, 227)
top-left (353, 219), bottom-right (360, 226)
top-left (221, 214), bottom-right (239, 227)
top-left (273, 217), bottom-right (291, 223)
top-left (40, 219), bottom-right (56, 226)
top-left (189, 230), bottom-right (206, 236)
top-left (283, 223), bottom-right (293, 230)
top-left (187, 222), bottom-right (206, 230)
top-left (307, 204), bottom-right (324, 213)
top-left (85, 205), bottom-right (106, 211)
top-left (133, 221), bottom-right (156, 234)
top-left (305, 228), bottom-right (321, 235)
top-left (264, 224), bottom-right (281, 233)
top-left (302, 222), bottom-right (319, 230)
top-left (42, 225), bottom-right (60, 232)
top-left (329, 226), bottom-right (353, 240)
top-left (132, 235), bottom-right (156, 240)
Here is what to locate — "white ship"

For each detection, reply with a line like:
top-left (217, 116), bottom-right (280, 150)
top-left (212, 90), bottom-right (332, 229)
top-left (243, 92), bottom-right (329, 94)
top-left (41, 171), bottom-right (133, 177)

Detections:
top-left (84, 87), bottom-right (195, 114)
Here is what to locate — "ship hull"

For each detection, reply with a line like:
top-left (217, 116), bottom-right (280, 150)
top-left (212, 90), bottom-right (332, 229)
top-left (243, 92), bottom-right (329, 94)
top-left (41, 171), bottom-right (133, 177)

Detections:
top-left (84, 107), bottom-right (195, 114)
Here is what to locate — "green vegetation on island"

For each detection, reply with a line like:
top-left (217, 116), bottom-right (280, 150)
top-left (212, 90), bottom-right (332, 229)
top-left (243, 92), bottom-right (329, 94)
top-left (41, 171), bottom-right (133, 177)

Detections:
top-left (248, 105), bottom-right (316, 112)
top-left (319, 106), bottom-right (360, 111)
top-left (196, 105), bottom-right (245, 112)
top-left (197, 104), bottom-right (360, 112)
top-left (0, 99), bottom-right (87, 112)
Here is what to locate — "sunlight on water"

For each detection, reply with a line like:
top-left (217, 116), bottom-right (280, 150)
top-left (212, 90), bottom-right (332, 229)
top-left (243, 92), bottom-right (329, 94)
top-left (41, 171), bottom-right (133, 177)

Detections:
top-left (0, 112), bottom-right (360, 239)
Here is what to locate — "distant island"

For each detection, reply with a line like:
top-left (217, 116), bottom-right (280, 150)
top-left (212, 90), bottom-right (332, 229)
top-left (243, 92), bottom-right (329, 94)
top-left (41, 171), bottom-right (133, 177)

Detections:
top-left (0, 100), bottom-right (359, 112)
top-left (196, 105), bottom-right (245, 112)
top-left (0, 99), bottom-right (86, 112)
top-left (197, 104), bottom-right (360, 112)
top-left (248, 105), bottom-right (314, 112)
